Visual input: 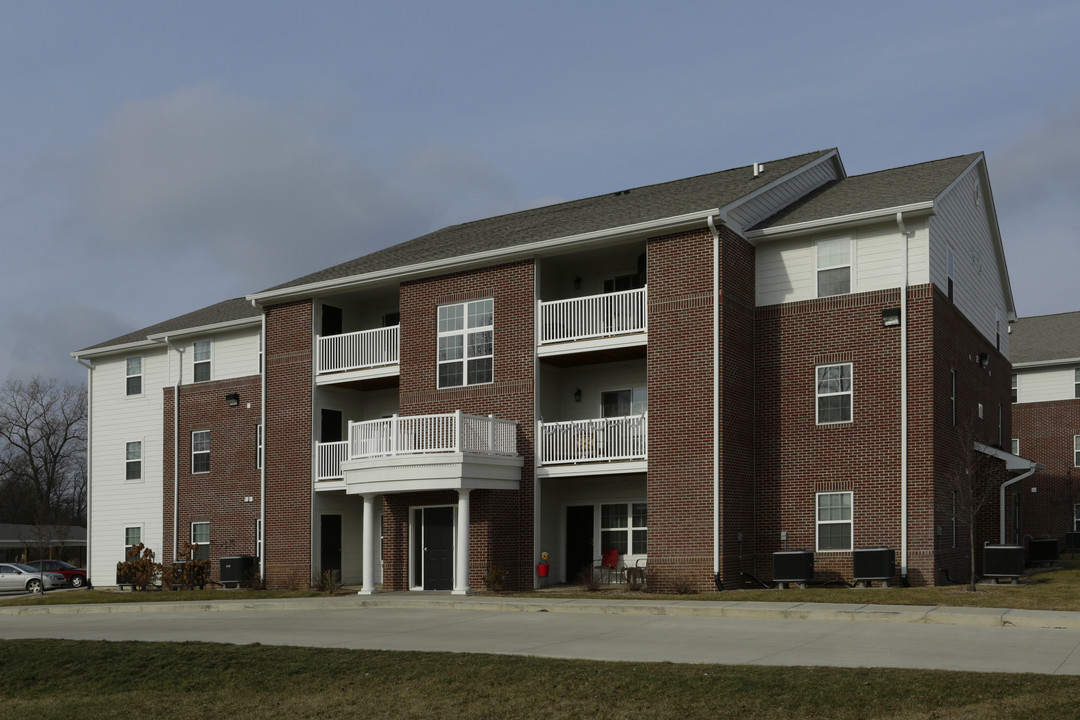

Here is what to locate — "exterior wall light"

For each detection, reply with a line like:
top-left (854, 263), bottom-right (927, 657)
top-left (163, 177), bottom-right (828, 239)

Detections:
top-left (226, 393), bottom-right (241, 407)
top-left (881, 308), bottom-right (901, 327)
top-left (978, 352), bottom-right (989, 369)
top-left (573, 388), bottom-right (582, 402)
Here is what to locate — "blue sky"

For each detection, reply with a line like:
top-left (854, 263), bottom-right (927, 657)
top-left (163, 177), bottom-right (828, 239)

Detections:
top-left (2, 1), bottom-right (1079, 384)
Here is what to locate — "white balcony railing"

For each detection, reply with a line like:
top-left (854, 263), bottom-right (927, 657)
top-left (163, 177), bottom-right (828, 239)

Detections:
top-left (538, 287), bottom-right (647, 345)
top-left (316, 325), bottom-right (400, 375)
top-left (316, 440), bottom-right (349, 481)
top-left (538, 414), bottom-right (648, 465)
top-left (348, 411), bottom-right (518, 460)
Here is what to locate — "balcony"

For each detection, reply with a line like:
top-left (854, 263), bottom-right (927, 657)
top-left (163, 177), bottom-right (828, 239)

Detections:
top-left (538, 413), bottom-right (648, 467)
top-left (317, 440), bottom-right (349, 482)
top-left (316, 326), bottom-right (400, 380)
top-left (538, 287), bottom-right (647, 355)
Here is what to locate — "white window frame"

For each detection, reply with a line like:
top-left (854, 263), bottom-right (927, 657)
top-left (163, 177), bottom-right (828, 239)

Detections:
top-left (436, 299), bottom-right (493, 389)
top-left (193, 340), bottom-right (212, 383)
top-left (815, 362), bottom-right (852, 425)
top-left (816, 236), bottom-right (851, 298)
top-left (1074, 503), bottom-right (1080, 533)
top-left (256, 424), bottom-right (263, 470)
top-left (1074, 435), bottom-right (1080, 468)
top-left (191, 522), bottom-right (210, 561)
top-left (1012, 373), bottom-right (1018, 403)
top-left (124, 526), bottom-right (142, 560)
top-left (600, 387), bottom-right (648, 418)
top-left (125, 441), bottom-right (142, 481)
top-left (125, 356), bottom-right (143, 396)
top-left (1074, 368), bottom-right (1080, 399)
top-left (256, 519), bottom-right (263, 561)
top-left (1012, 438), bottom-right (1019, 456)
top-left (599, 502), bottom-right (648, 558)
top-left (816, 491), bottom-right (853, 552)
top-left (192, 430), bottom-right (210, 474)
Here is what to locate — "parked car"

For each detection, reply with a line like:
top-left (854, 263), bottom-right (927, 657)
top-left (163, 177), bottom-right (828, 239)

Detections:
top-left (0, 563), bottom-right (66, 593)
top-left (25, 560), bottom-right (88, 588)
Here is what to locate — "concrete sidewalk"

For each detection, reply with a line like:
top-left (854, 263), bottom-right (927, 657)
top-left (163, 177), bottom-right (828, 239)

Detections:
top-left (4, 591), bottom-right (1080, 631)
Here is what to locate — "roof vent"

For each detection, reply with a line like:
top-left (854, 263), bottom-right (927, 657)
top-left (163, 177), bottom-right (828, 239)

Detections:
top-left (753, 162), bottom-right (765, 177)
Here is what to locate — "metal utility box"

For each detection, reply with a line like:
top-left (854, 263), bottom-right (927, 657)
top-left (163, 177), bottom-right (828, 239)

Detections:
top-left (772, 550), bottom-right (814, 587)
top-left (220, 555), bottom-right (258, 588)
top-left (852, 547), bottom-right (895, 585)
top-left (1066, 532), bottom-right (1080, 552)
top-left (1028, 538), bottom-right (1059, 565)
top-left (983, 544), bottom-right (1025, 581)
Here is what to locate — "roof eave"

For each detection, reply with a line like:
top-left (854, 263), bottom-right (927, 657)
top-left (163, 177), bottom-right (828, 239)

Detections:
top-left (247, 208), bottom-right (722, 304)
top-left (974, 440), bottom-right (1044, 472)
top-left (744, 201), bottom-right (936, 241)
top-left (1012, 357), bottom-right (1080, 369)
top-left (73, 316), bottom-right (261, 360)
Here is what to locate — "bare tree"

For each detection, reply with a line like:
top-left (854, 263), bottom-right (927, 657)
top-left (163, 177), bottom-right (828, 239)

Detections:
top-left (0, 377), bottom-right (87, 527)
top-left (939, 424), bottom-right (1005, 591)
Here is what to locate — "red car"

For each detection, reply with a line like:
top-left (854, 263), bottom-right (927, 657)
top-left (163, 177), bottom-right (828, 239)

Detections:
top-left (25, 560), bottom-right (88, 588)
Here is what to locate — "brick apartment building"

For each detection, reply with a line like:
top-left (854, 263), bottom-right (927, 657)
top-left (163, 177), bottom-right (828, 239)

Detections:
top-left (1009, 312), bottom-right (1080, 543)
top-left (74, 147), bottom-right (1032, 592)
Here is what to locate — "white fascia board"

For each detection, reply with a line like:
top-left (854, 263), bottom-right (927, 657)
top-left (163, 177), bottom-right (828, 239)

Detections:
top-left (1012, 357), bottom-right (1080, 370)
top-left (974, 440), bottom-right (1044, 472)
top-left (743, 201), bottom-right (935, 241)
top-left (247, 209), bottom-right (720, 304)
top-left (717, 149), bottom-right (843, 226)
top-left (71, 339), bottom-right (160, 360)
top-left (145, 316), bottom-right (261, 342)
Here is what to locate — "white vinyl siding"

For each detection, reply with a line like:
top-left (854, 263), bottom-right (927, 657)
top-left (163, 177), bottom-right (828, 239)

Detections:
top-left (184, 329), bottom-right (261, 385)
top-left (726, 159), bottom-right (839, 232)
top-left (1014, 366), bottom-right (1080, 404)
top-left (928, 163), bottom-right (1011, 358)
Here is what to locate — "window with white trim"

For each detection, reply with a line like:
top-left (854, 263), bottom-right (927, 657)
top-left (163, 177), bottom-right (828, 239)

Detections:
top-left (816, 237), bottom-right (851, 297)
top-left (816, 363), bottom-right (852, 424)
top-left (191, 522), bottom-right (210, 561)
top-left (256, 424), bottom-right (263, 469)
top-left (437, 299), bottom-right (493, 388)
top-left (1074, 503), bottom-right (1080, 533)
top-left (193, 340), bottom-right (211, 383)
top-left (1075, 368), bottom-right (1080, 399)
top-left (256, 519), bottom-right (263, 560)
top-left (1011, 373), bottom-right (1017, 403)
top-left (600, 502), bottom-right (647, 556)
top-left (1012, 438), bottom-right (1019, 456)
top-left (125, 441), bottom-right (142, 480)
top-left (124, 526), bottom-right (142, 559)
top-left (126, 356), bottom-right (142, 396)
top-left (816, 491), bottom-right (852, 551)
top-left (1074, 435), bottom-right (1080, 468)
top-left (601, 388), bottom-right (648, 417)
top-left (192, 431), bottom-right (210, 474)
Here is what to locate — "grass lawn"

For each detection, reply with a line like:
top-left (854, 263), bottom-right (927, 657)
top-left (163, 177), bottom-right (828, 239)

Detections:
top-left (2, 639), bottom-right (1078, 719)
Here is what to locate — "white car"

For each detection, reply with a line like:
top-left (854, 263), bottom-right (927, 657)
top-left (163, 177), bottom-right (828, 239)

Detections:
top-left (0, 563), bottom-right (67, 593)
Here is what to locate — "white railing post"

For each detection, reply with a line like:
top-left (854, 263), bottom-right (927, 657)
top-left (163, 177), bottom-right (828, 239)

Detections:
top-left (487, 414), bottom-right (495, 454)
top-left (390, 413), bottom-right (399, 456)
top-left (453, 409), bottom-right (463, 452)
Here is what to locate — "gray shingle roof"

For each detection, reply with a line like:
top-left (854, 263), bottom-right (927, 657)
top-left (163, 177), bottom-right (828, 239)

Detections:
top-left (1010, 311), bottom-right (1080, 364)
top-left (753, 153), bottom-right (982, 229)
top-left (77, 297), bottom-right (260, 353)
top-left (258, 149), bottom-right (836, 293)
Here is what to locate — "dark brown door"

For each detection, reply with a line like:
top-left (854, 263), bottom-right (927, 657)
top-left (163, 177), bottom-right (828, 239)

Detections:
top-left (320, 514), bottom-right (342, 582)
top-left (566, 505), bottom-right (594, 583)
top-left (422, 507), bottom-right (454, 590)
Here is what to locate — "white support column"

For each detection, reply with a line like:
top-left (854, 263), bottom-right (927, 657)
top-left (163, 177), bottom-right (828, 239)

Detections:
top-left (358, 493), bottom-right (379, 595)
top-left (453, 489), bottom-right (471, 595)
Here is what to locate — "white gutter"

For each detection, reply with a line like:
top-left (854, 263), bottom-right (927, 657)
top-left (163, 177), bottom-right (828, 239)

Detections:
top-left (74, 356), bottom-right (93, 583)
top-left (707, 214), bottom-right (721, 579)
top-left (1012, 357), bottom-right (1080, 370)
top-left (896, 212), bottom-right (910, 577)
top-left (247, 209), bottom-right (723, 305)
top-left (745, 201), bottom-right (935, 241)
top-left (975, 441), bottom-right (1044, 544)
top-left (146, 316), bottom-right (261, 342)
top-left (259, 311), bottom-right (267, 582)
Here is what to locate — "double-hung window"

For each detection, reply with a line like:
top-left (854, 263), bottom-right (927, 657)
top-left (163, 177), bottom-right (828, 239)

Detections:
top-left (126, 357), bottom-right (143, 396)
top-left (191, 522), bottom-right (210, 561)
top-left (816, 491), bottom-right (852, 551)
top-left (1012, 438), bottom-right (1019, 456)
top-left (817, 237), bottom-right (851, 297)
top-left (124, 526), bottom-right (142, 560)
top-left (193, 340), bottom-right (211, 383)
top-left (600, 502), bottom-right (648, 556)
top-left (437, 299), bottom-right (493, 388)
top-left (256, 424), bottom-right (264, 469)
top-left (192, 431), bottom-right (210, 474)
top-left (125, 441), bottom-right (142, 480)
top-left (1012, 373), bottom-right (1018, 403)
top-left (816, 363), bottom-right (852, 424)
top-left (1074, 369), bottom-right (1080, 399)
top-left (1074, 435), bottom-right (1080, 468)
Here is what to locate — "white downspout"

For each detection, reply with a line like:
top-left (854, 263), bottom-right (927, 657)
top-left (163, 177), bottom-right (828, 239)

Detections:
top-left (895, 212), bottom-right (910, 578)
top-left (75, 357), bottom-right (93, 579)
top-left (707, 214), bottom-right (721, 579)
top-left (257, 306), bottom-right (267, 583)
top-left (1000, 468), bottom-right (1037, 544)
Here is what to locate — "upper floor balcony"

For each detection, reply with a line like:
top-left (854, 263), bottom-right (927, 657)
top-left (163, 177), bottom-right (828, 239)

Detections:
top-left (538, 287), bottom-right (647, 356)
top-left (537, 414), bottom-right (648, 476)
top-left (316, 325), bottom-right (400, 384)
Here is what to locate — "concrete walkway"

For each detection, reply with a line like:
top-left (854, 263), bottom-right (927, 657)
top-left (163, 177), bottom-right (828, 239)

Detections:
top-left (3, 593), bottom-right (1080, 674)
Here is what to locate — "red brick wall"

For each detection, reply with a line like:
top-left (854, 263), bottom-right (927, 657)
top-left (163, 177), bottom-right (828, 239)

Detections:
top-left (162, 374), bottom-right (262, 581)
top-left (1012, 399), bottom-right (1080, 542)
top-left (264, 301), bottom-right (314, 588)
top-left (384, 260), bottom-right (536, 591)
top-left (646, 228), bottom-right (716, 591)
